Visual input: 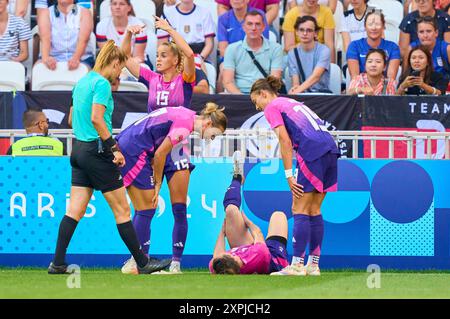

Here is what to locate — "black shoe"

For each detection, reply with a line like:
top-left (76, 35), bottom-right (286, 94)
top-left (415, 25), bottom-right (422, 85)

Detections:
top-left (48, 262), bottom-right (68, 274)
top-left (137, 257), bottom-right (172, 274)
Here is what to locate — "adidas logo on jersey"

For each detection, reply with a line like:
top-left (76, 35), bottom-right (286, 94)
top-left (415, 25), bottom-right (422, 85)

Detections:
top-left (292, 237), bottom-right (296, 243)
top-left (174, 242), bottom-right (184, 248)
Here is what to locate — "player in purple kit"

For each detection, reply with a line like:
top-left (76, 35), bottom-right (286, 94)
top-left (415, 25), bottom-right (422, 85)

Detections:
top-left (209, 152), bottom-right (290, 275)
top-left (120, 18), bottom-right (198, 274)
top-left (117, 103), bottom-right (228, 274)
top-left (249, 76), bottom-right (340, 276)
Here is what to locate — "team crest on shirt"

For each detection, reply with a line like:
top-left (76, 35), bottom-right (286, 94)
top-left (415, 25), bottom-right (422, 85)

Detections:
top-left (437, 57), bottom-right (443, 67)
top-left (170, 82), bottom-right (176, 89)
top-left (184, 25), bottom-right (190, 33)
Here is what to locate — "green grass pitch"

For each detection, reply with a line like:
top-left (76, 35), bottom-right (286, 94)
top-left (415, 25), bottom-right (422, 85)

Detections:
top-left (1, 268), bottom-right (450, 299)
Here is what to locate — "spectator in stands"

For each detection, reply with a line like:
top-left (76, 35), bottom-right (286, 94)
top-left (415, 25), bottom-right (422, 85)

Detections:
top-left (222, 10), bottom-right (283, 94)
top-left (157, 0), bottom-right (216, 64)
top-left (347, 48), bottom-right (397, 95)
top-left (96, 0), bottom-right (147, 66)
top-left (399, 0), bottom-right (450, 59)
top-left (282, 0), bottom-right (335, 63)
top-left (288, 16), bottom-right (331, 94)
top-left (408, 16), bottom-right (450, 82)
top-left (340, 0), bottom-right (369, 53)
top-left (37, 0), bottom-right (94, 71)
top-left (217, 0), bottom-right (280, 26)
top-left (347, 11), bottom-right (400, 81)
top-left (0, 0), bottom-right (31, 62)
top-left (287, 0), bottom-right (337, 14)
top-left (404, 0), bottom-right (449, 16)
top-left (218, 0), bottom-right (269, 60)
top-left (194, 68), bottom-right (210, 94)
top-left (7, 0), bottom-right (29, 18)
top-left (6, 109), bottom-right (63, 156)
top-left (397, 45), bottom-right (448, 95)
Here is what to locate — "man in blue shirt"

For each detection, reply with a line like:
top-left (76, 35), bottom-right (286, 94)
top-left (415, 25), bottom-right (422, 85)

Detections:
top-left (222, 10), bottom-right (283, 94)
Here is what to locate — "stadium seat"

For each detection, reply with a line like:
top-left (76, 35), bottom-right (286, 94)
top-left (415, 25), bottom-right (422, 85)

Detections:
top-left (367, 0), bottom-right (404, 27)
top-left (330, 63), bottom-right (343, 95)
top-left (204, 62), bottom-right (217, 94)
top-left (145, 31), bottom-right (157, 70)
top-left (384, 20), bottom-right (400, 43)
top-left (23, 25), bottom-right (39, 83)
top-left (0, 62), bottom-right (26, 91)
top-left (334, 0), bottom-right (344, 60)
top-left (32, 62), bottom-right (89, 91)
top-left (100, 0), bottom-right (155, 33)
top-left (117, 80), bottom-right (148, 92)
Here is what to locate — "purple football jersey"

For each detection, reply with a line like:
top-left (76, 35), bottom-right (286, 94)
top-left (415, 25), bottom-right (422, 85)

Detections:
top-left (138, 66), bottom-right (195, 112)
top-left (264, 97), bottom-right (339, 162)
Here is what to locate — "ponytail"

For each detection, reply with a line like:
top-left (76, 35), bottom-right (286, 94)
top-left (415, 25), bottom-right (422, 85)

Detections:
top-left (93, 40), bottom-right (128, 73)
top-left (250, 75), bottom-right (282, 95)
top-left (201, 102), bottom-right (228, 131)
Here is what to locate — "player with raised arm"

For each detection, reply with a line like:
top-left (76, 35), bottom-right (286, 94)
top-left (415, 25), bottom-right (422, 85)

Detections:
top-left (120, 18), bottom-right (197, 274)
top-left (249, 76), bottom-right (340, 276)
top-left (209, 152), bottom-right (290, 275)
top-left (116, 103), bottom-right (228, 274)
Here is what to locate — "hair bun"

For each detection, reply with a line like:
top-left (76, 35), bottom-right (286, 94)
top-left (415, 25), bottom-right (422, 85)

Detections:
top-left (267, 75), bottom-right (282, 92)
top-left (203, 102), bottom-right (225, 115)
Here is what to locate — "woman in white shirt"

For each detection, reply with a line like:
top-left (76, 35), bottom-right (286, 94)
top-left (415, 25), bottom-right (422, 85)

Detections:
top-left (96, 0), bottom-right (147, 64)
top-left (37, 0), bottom-right (94, 70)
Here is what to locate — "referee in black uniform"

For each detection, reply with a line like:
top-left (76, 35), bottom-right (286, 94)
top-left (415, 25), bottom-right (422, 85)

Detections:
top-left (48, 41), bottom-right (171, 274)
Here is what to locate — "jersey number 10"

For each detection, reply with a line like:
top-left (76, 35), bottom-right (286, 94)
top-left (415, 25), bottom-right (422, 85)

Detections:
top-left (292, 101), bottom-right (328, 132)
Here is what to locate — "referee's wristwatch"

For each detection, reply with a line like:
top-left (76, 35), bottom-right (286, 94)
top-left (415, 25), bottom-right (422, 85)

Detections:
top-left (103, 136), bottom-right (121, 153)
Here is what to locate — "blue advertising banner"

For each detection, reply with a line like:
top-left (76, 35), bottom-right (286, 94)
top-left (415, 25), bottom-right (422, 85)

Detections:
top-left (0, 157), bottom-right (449, 270)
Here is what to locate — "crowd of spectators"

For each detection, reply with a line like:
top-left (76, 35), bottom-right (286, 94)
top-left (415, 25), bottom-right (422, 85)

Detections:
top-left (0, 0), bottom-right (448, 95)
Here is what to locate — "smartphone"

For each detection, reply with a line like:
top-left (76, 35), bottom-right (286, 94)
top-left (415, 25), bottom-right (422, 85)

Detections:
top-left (410, 70), bottom-right (420, 77)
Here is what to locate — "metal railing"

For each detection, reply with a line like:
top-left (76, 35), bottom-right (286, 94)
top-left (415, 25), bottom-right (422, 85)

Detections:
top-left (1, 129), bottom-right (450, 159)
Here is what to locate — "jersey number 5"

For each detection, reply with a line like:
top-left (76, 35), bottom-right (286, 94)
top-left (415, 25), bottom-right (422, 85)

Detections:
top-left (175, 159), bottom-right (189, 170)
top-left (157, 91), bottom-right (170, 106)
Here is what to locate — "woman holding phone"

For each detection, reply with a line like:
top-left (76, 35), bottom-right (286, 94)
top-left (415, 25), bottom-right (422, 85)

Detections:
top-left (397, 45), bottom-right (448, 95)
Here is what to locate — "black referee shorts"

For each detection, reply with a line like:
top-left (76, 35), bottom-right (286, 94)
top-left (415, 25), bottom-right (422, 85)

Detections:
top-left (70, 139), bottom-right (124, 193)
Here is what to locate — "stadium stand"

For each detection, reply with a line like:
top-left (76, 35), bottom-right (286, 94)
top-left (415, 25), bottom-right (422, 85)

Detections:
top-left (31, 61), bottom-right (89, 90)
top-left (204, 61), bottom-right (217, 93)
top-left (0, 61), bottom-right (26, 91)
top-left (117, 80), bottom-right (149, 92)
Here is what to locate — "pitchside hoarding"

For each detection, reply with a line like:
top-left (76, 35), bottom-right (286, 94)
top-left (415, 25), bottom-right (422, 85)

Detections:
top-left (0, 157), bottom-right (449, 270)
